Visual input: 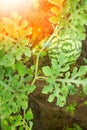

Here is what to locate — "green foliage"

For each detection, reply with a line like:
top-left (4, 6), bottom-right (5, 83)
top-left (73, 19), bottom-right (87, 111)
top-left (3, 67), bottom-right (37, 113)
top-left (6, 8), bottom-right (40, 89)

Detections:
top-left (42, 54), bottom-right (87, 107)
top-left (38, 0), bottom-right (87, 108)
top-left (49, 0), bottom-right (87, 40)
top-left (0, 64), bottom-right (35, 129)
top-left (0, 0), bottom-right (87, 129)
top-left (84, 58), bottom-right (87, 64)
top-left (0, 30), bottom-right (35, 129)
top-left (47, 0), bottom-right (87, 63)
top-left (65, 103), bottom-right (77, 115)
top-left (64, 123), bottom-right (82, 130)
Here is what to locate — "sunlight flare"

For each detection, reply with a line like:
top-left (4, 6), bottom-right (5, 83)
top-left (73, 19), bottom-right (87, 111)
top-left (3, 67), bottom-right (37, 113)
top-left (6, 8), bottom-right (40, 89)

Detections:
top-left (0, 0), bottom-right (27, 15)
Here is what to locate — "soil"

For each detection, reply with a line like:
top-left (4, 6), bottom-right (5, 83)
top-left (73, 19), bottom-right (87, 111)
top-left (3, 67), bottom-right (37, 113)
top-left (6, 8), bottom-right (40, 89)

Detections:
top-left (29, 39), bottom-right (87, 130)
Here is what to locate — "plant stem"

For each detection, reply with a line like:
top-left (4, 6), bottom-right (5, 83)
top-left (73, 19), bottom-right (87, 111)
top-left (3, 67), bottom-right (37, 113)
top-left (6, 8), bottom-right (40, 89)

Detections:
top-left (31, 54), bottom-right (39, 86)
top-left (56, 78), bottom-right (87, 85)
top-left (22, 117), bottom-right (30, 130)
top-left (37, 76), bottom-right (87, 86)
top-left (31, 25), bottom-right (59, 86)
top-left (68, 6), bottom-right (85, 21)
top-left (48, 0), bottom-right (60, 7)
top-left (39, 25), bottom-right (58, 53)
top-left (37, 76), bottom-right (48, 80)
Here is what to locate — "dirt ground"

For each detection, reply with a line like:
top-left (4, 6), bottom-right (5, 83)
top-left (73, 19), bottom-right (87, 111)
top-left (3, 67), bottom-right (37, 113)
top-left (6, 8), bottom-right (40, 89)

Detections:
top-left (29, 39), bottom-right (87, 130)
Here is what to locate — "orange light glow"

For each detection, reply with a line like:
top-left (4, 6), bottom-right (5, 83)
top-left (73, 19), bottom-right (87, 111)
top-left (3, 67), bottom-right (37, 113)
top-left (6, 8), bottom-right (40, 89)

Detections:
top-left (0, 0), bottom-right (28, 16)
top-left (0, 0), bottom-right (66, 46)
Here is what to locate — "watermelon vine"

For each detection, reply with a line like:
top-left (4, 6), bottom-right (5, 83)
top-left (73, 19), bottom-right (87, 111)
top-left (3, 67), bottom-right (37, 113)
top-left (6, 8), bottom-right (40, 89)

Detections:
top-left (0, 0), bottom-right (87, 129)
